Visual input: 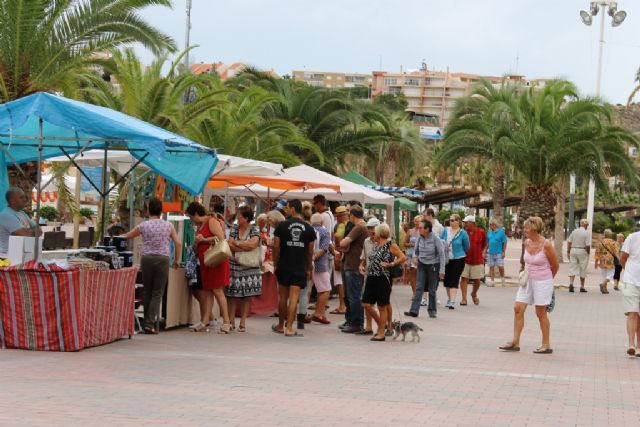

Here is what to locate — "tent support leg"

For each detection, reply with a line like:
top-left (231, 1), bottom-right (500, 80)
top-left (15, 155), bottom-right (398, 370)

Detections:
top-left (100, 147), bottom-right (108, 243)
top-left (34, 119), bottom-right (44, 259)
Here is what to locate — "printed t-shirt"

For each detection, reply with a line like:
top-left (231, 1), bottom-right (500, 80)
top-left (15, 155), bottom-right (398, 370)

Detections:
top-left (274, 217), bottom-right (316, 274)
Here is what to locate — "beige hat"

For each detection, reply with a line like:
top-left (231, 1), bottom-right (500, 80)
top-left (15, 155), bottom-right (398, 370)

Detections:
top-left (335, 206), bottom-right (348, 215)
top-left (463, 215), bottom-right (476, 223)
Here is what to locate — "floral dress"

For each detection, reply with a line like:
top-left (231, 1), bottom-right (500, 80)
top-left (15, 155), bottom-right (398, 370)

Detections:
top-left (225, 224), bottom-right (262, 298)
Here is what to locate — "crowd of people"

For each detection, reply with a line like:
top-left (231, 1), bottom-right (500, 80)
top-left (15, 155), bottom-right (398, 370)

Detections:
top-left (4, 185), bottom-right (640, 356)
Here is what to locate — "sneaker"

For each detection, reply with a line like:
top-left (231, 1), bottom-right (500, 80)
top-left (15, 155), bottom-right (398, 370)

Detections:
top-left (341, 325), bottom-right (364, 334)
top-left (338, 322), bottom-right (350, 330)
top-left (448, 301), bottom-right (455, 310)
top-left (580, 287), bottom-right (588, 293)
top-left (354, 329), bottom-right (373, 336)
top-left (420, 298), bottom-right (427, 306)
top-left (428, 312), bottom-right (437, 318)
top-left (444, 300), bottom-right (451, 308)
top-left (404, 311), bottom-right (418, 318)
top-left (486, 281), bottom-right (495, 287)
top-left (569, 284), bottom-right (575, 293)
top-left (501, 278), bottom-right (506, 287)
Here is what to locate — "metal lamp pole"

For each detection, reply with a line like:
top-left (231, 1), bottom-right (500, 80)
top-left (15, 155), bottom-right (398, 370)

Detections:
top-left (579, 0), bottom-right (627, 234)
top-left (184, 0), bottom-right (193, 73)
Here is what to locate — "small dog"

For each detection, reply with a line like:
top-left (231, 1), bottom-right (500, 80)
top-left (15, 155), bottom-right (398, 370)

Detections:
top-left (392, 320), bottom-right (423, 342)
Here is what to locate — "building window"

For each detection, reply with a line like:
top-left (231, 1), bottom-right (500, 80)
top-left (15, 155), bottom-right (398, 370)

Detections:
top-left (405, 78), bottom-right (420, 86)
top-left (385, 87), bottom-right (402, 95)
top-left (384, 78), bottom-right (397, 86)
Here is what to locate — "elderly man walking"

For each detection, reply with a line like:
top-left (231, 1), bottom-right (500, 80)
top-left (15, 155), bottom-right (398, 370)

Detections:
top-left (568, 219), bottom-right (591, 293)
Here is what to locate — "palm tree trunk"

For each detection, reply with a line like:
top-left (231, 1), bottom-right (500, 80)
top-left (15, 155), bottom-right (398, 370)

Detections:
top-left (491, 160), bottom-right (505, 225)
top-left (553, 177), bottom-right (567, 262)
top-left (519, 183), bottom-right (556, 238)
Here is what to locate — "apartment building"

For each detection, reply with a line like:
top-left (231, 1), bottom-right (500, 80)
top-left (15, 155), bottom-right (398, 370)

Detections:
top-left (292, 70), bottom-right (373, 89)
top-left (191, 62), bottom-right (278, 81)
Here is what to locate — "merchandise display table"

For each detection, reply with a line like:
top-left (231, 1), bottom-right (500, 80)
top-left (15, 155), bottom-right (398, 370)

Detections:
top-left (0, 262), bottom-right (138, 351)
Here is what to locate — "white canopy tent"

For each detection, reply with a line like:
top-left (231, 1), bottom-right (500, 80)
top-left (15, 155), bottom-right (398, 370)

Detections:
top-left (45, 150), bottom-right (283, 177)
top-left (205, 165), bottom-right (396, 231)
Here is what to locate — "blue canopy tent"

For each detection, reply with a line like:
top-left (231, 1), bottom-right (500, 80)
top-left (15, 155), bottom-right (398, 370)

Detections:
top-left (0, 92), bottom-right (218, 251)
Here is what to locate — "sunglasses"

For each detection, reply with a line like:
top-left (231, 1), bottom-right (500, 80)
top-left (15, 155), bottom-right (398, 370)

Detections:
top-left (450, 218), bottom-right (458, 222)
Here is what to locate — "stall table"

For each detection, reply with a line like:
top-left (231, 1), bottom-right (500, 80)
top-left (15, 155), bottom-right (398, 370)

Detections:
top-left (0, 261), bottom-right (138, 351)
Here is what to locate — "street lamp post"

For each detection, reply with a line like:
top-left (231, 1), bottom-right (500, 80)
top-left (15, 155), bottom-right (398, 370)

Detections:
top-left (578, 1), bottom-right (627, 235)
top-left (184, 0), bottom-right (193, 73)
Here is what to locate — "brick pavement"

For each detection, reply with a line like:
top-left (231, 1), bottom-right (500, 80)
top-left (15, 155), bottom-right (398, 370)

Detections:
top-left (1, 239), bottom-right (640, 426)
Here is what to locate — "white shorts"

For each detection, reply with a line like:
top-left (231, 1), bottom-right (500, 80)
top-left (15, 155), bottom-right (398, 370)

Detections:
top-left (622, 282), bottom-right (640, 314)
top-left (599, 268), bottom-right (614, 281)
top-left (569, 249), bottom-right (589, 277)
top-left (333, 269), bottom-right (343, 285)
top-left (516, 278), bottom-right (554, 306)
top-left (313, 271), bottom-right (331, 293)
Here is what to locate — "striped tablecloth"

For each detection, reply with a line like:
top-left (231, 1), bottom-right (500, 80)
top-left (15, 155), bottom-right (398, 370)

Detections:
top-left (0, 261), bottom-right (138, 351)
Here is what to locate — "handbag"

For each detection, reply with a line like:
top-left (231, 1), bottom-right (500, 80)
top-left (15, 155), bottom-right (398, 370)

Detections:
top-left (204, 237), bottom-right (232, 268)
top-left (518, 268), bottom-right (529, 287)
top-left (389, 264), bottom-right (404, 278)
top-left (234, 227), bottom-right (263, 268)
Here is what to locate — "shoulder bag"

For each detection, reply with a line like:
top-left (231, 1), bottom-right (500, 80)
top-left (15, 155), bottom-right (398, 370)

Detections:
top-left (204, 236), bottom-right (232, 267)
top-left (234, 227), bottom-right (263, 268)
top-left (601, 241), bottom-right (621, 268)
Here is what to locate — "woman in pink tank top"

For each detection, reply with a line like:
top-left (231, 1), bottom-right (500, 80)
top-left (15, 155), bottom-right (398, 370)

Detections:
top-left (499, 217), bottom-right (559, 354)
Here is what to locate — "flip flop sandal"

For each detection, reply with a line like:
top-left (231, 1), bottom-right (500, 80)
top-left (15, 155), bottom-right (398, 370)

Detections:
top-left (472, 296), bottom-right (480, 305)
top-left (370, 336), bottom-right (385, 342)
top-left (627, 347), bottom-right (636, 356)
top-left (271, 324), bottom-right (284, 334)
top-left (284, 331), bottom-right (304, 337)
top-left (460, 301), bottom-right (468, 306)
top-left (533, 347), bottom-right (553, 354)
top-left (329, 308), bottom-right (346, 314)
top-left (499, 343), bottom-right (520, 352)
top-left (238, 326), bottom-right (246, 332)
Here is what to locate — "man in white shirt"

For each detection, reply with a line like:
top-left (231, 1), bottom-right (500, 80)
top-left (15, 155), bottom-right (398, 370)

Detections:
top-left (0, 187), bottom-right (41, 258)
top-left (619, 228), bottom-right (640, 357)
top-left (567, 219), bottom-right (591, 293)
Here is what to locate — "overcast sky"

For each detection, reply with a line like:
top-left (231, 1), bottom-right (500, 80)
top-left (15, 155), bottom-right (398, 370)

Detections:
top-left (136, 0), bottom-right (640, 105)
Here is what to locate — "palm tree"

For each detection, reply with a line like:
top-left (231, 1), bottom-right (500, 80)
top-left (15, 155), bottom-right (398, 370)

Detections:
top-left (1, 0), bottom-right (176, 208)
top-left (436, 79), bottom-right (518, 225)
top-left (506, 80), bottom-right (639, 233)
top-left (0, 0), bottom-right (175, 101)
top-left (627, 67), bottom-right (640, 107)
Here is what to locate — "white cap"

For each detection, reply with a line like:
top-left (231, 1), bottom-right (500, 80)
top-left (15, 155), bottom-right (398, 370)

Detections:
top-left (366, 218), bottom-right (381, 227)
top-left (463, 215), bottom-right (476, 223)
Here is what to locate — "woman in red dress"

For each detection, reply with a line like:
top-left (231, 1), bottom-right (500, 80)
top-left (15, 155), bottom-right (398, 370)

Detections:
top-left (186, 202), bottom-right (231, 333)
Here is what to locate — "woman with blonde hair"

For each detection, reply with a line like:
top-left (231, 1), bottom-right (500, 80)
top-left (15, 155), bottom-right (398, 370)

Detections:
top-left (500, 216), bottom-right (559, 354)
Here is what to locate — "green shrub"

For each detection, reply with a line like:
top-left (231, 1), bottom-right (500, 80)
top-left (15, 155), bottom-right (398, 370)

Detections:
top-left (39, 206), bottom-right (58, 221)
top-left (79, 208), bottom-right (94, 219)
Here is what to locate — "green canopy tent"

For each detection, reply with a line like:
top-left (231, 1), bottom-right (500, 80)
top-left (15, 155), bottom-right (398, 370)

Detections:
top-left (341, 171), bottom-right (419, 242)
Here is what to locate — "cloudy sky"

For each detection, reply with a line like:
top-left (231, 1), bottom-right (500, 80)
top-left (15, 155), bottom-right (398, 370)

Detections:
top-left (136, 0), bottom-right (640, 105)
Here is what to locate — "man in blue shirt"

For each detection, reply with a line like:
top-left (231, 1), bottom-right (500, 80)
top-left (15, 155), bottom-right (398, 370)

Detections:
top-left (487, 218), bottom-right (508, 287)
top-left (0, 187), bottom-right (41, 258)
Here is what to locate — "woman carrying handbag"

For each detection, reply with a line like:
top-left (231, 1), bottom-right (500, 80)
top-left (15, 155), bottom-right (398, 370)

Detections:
top-left (186, 201), bottom-right (232, 333)
top-left (226, 206), bottom-right (263, 332)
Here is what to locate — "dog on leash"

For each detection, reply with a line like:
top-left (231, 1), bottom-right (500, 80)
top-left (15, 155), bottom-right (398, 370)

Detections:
top-left (391, 320), bottom-right (423, 342)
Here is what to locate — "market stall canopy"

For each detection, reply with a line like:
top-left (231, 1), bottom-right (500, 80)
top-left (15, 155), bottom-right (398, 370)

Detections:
top-left (0, 92), bottom-right (218, 195)
top-left (207, 175), bottom-right (340, 191)
top-left (45, 150), bottom-right (283, 178)
top-left (206, 165), bottom-right (394, 206)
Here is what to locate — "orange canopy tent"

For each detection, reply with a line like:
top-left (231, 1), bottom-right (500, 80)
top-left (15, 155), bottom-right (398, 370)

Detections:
top-left (207, 175), bottom-right (340, 192)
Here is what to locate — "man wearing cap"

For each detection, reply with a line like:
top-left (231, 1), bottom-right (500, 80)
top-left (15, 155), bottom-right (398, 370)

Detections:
top-left (460, 215), bottom-right (487, 306)
top-left (567, 219), bottom-right (591, 293)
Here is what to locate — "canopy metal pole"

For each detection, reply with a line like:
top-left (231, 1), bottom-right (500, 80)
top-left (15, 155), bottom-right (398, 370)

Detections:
top-left (33, 119), bottom-right (44, 260)
top-left (128, 173), bottom-right (135, 250)
top-left (100, 145), bottom-right (108, 243)
top-left (224, 183), bottom-right (229, 227)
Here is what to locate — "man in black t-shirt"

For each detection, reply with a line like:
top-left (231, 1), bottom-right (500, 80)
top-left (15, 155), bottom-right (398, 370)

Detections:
top-left (272, 199), bottom-right (316, 337)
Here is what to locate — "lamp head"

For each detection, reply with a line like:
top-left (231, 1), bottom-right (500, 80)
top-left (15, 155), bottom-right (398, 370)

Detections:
top-left (580, 10), bottom-right (593, 26)
top-left (590, 2), bottom-right (599, 16)
top-left (608, 2), bottom-right (618, 17)
top-left (612, 10), bottom-right (627, 26)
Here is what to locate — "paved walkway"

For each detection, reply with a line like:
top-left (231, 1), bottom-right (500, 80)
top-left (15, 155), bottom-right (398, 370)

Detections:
top-left (1, 240), bottom-right (640, 426)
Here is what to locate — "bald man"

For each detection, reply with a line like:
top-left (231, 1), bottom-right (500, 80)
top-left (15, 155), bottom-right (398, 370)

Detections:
top-left (0, 187), bottom-right (41, 258)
